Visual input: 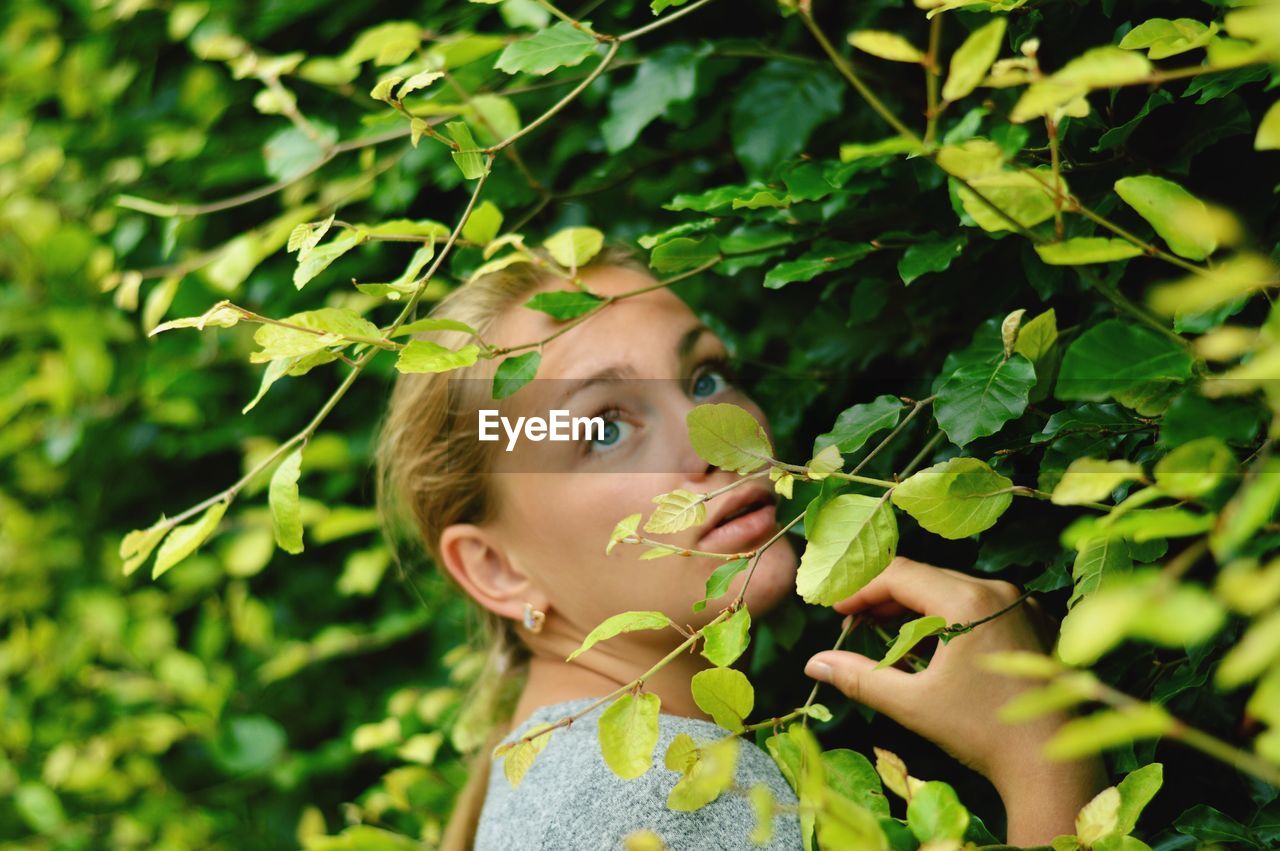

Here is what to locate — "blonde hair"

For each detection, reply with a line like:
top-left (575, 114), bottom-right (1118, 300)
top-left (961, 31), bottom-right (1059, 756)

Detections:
top-left (373, 240), bottom-right (651, 850)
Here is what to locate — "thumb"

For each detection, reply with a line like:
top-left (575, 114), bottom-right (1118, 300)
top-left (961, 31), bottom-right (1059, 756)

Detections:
top-left (804, 650), bottom-right (918, 720)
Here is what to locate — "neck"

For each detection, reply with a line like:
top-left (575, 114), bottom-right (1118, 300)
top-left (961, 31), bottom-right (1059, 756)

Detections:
top-left (510, 635), bottom-right (714, 730)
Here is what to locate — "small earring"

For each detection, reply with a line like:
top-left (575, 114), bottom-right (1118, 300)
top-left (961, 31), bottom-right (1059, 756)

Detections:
top-left (521, 602), bottom-right (546, 633)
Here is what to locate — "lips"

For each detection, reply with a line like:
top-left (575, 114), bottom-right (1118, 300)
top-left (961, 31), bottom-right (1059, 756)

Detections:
top-left (697, 489), bottom-right (778, 551)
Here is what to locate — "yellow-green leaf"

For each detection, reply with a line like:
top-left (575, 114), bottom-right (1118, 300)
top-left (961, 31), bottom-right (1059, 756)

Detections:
top-left (1034, 237), bottom-right (1144, 265)
top-left (644, 489), bottom-right (707, 534)
top-left (394, 340), bottom-right (481, 373)
top-left (1114, 175), bottom-right (1217, 261)
top-left (153, 500), bottom-right (229, 579)
top-left (847, 30), bottom-right (925, 63)
top-left (686, 403), bottom-right (774, 475)
top-left (691, 667), bottom-right (754, 731)
top-left (1051, 458), bottom-right (1145, 505)
top-left (796, 493), bottom-right (898, 605)
top-left (607, 513), bottom-right (642, 555)
top-left (544, 226), bottom-right (604, 267)
top-left (701, 607), bottom-right (751, 668)
top-left (876, 615), bottom-right (946, 670)
top-left (269, 447), bottom-right (305, 554)
top-left (567, 611), bottom-right (671, 661)
top-left (891, 457), bottom-right (1013, 539)
top-left (598, 692), bottom-right (660, 779)
top-left (942, 17), bottom-right (1007, 102)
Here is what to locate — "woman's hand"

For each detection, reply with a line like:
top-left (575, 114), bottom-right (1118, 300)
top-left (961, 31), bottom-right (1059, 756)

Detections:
top-left (802, 555), bottom-right (1107, 845)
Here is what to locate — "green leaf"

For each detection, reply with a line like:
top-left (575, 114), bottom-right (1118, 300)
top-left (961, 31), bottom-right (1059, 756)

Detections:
top-left (1153, 436), bottom-right (1234, 498)
top-left (693, 558), bottom-right (750, 613)
top-left (1034, 237), bottom-right (1144, 265)
top-left (813, 395), bottom-right (902, 456)
top-left (650, 235), bottom-right (720, 273)
top-left (1210, 456), bottom-right (1280, 560)
top-left (1050, 458), bottom-right (1145, 505)
top-left (606, 513), bottom-right (642, 555)
top-left (264, 124), bottom-right (337, 182)
top-left (691, 666), bottom-right (754, 731)
top-left (1068, 539), bottom-right (1133, 608)
top-left (942, 17), bottom-right (1007, 102)
top-left (492, 351), bottom-right (540, 399)
top-left (1148, 253), bottom-right (1278, 318)
top-left (898, 234), bottom-right (966, 285)
top-left (566, 611), bottom-right (671, 661)
top-left (252, 308), bottom-right (382, 362)
top-left (495, 21), bottom-right (598, 76)
top-left (667, 736), bottom-right (740, 812)
top-left (1120, 18), bottom-right (1217, 60)
top-left (891, 457), bottom-right (1014, 539)
top-left (1114, 175), bottom-right (1217, 260)
top-left (731, 60), bottom-right (843, 179)
top-left (598, 692), bottom-right (660, 779)
top-left (1044, 704), bottom-right (1175, 759)
top-left (501, 723), bottom-right (553, 787)
top-left (1013, 308), bottom-right (1059, 402)
top-left (461, 200), bottom-right (503, 244)
top-left (877, 615), bottom-right (946, 670)
top-left (544, 226), bottom-right (604, 267)
top-left (393, 317), bottom-right (478, 337)
top-left (1076, 786), bottom-right (1121, 845)
top-left (796, 493), bottom-right (899, 605)
top-left (1114, 763), bottom-right (1163, 835)
top-left (934, 353), bottom-right (1036, 446)
top-left (805, 444), bottom-right (843, 480)
top-left (822, 749), bottom-right (890, 816)
top-left (294, 231), bottom-right (365, 290)
top-left (1055, 319), bottom-right (1193, 402)
top-left (907, 781), bottom-right (970, 842)
top-left (955, 168), bottom-right (1062, 231)
top-left (840, 136), bottom-right (925, 163)
top-left (644, 489), bottom-right (707, 534)
top-left (269, 447), bottom-right (304, 554)
top-left (446, 120), bottom-right (486, 179)
top-left (686, 403), bottom-right (773, 475)
top-left (701, 607), bottom-right (751, 667)
top-left (602, 45), bottom-right (703, 153)
top-left (1215, 609), bottom-right (1280, 688)
top-left (848, 31), bottom-right (925, 63)
top-left (120, 515), bottom-right (171, 577)
top-left (763, 243), bottom-right (874, 289)
top-left (153, 500), bottom-right (229, 579)
top-left (1257, 100), bottom-right (1280, 150)
top-left (523, 289), bottom-right (604, 319)
top-left (395, 340), bottom-right (481, 373)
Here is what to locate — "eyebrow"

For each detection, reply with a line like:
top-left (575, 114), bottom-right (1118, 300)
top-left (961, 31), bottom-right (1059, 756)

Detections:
top-left (553, 323), bottom-right (714, 407)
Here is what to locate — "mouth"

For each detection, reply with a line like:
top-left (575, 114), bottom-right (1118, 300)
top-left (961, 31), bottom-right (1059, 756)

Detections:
top-left (697, 491), bottom-right (777, 552)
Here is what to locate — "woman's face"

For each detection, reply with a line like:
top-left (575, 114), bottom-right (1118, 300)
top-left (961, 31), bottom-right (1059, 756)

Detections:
top-left (478, 264), bottom-right (798, 646)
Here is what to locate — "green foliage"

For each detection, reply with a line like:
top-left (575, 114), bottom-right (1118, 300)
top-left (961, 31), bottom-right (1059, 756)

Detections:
top-left (9, 0), bottom-right (1280, 846)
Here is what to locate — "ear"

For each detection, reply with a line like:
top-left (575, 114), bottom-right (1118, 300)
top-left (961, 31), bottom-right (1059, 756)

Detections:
top-left (438, 523), bottom-right (547, 623)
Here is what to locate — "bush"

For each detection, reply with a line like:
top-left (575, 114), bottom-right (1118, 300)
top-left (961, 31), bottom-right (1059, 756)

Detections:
top-left (3, 0), bottom-right (1279, 847)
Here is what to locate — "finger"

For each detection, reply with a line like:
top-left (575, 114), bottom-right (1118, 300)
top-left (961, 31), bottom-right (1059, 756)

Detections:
top-left (833, 556), bottom-right (985, 621)
top-left (804, 649), bottom-right (919, 719)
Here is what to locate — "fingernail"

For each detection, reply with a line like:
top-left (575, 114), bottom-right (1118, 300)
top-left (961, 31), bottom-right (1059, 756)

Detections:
top-left (805, 658), bottom-right (832, 681)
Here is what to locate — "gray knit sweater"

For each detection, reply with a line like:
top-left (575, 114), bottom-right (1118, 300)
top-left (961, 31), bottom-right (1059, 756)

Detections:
top-left (473, 697), bottom-right (804, 850)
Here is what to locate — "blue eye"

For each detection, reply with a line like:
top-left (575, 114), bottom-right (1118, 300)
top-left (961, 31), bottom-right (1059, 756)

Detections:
top-left (692, 368), bottom-right (729, 400)
top-left (588, 411), bottom-right (633, 454)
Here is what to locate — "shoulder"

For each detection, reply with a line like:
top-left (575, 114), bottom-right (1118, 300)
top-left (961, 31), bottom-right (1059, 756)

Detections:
top-left (475, 698), bottom-right (802, 851)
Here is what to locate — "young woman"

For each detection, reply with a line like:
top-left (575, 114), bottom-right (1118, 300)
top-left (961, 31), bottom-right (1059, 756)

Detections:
top-left (374, 242), bottom-right (1106, 849)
